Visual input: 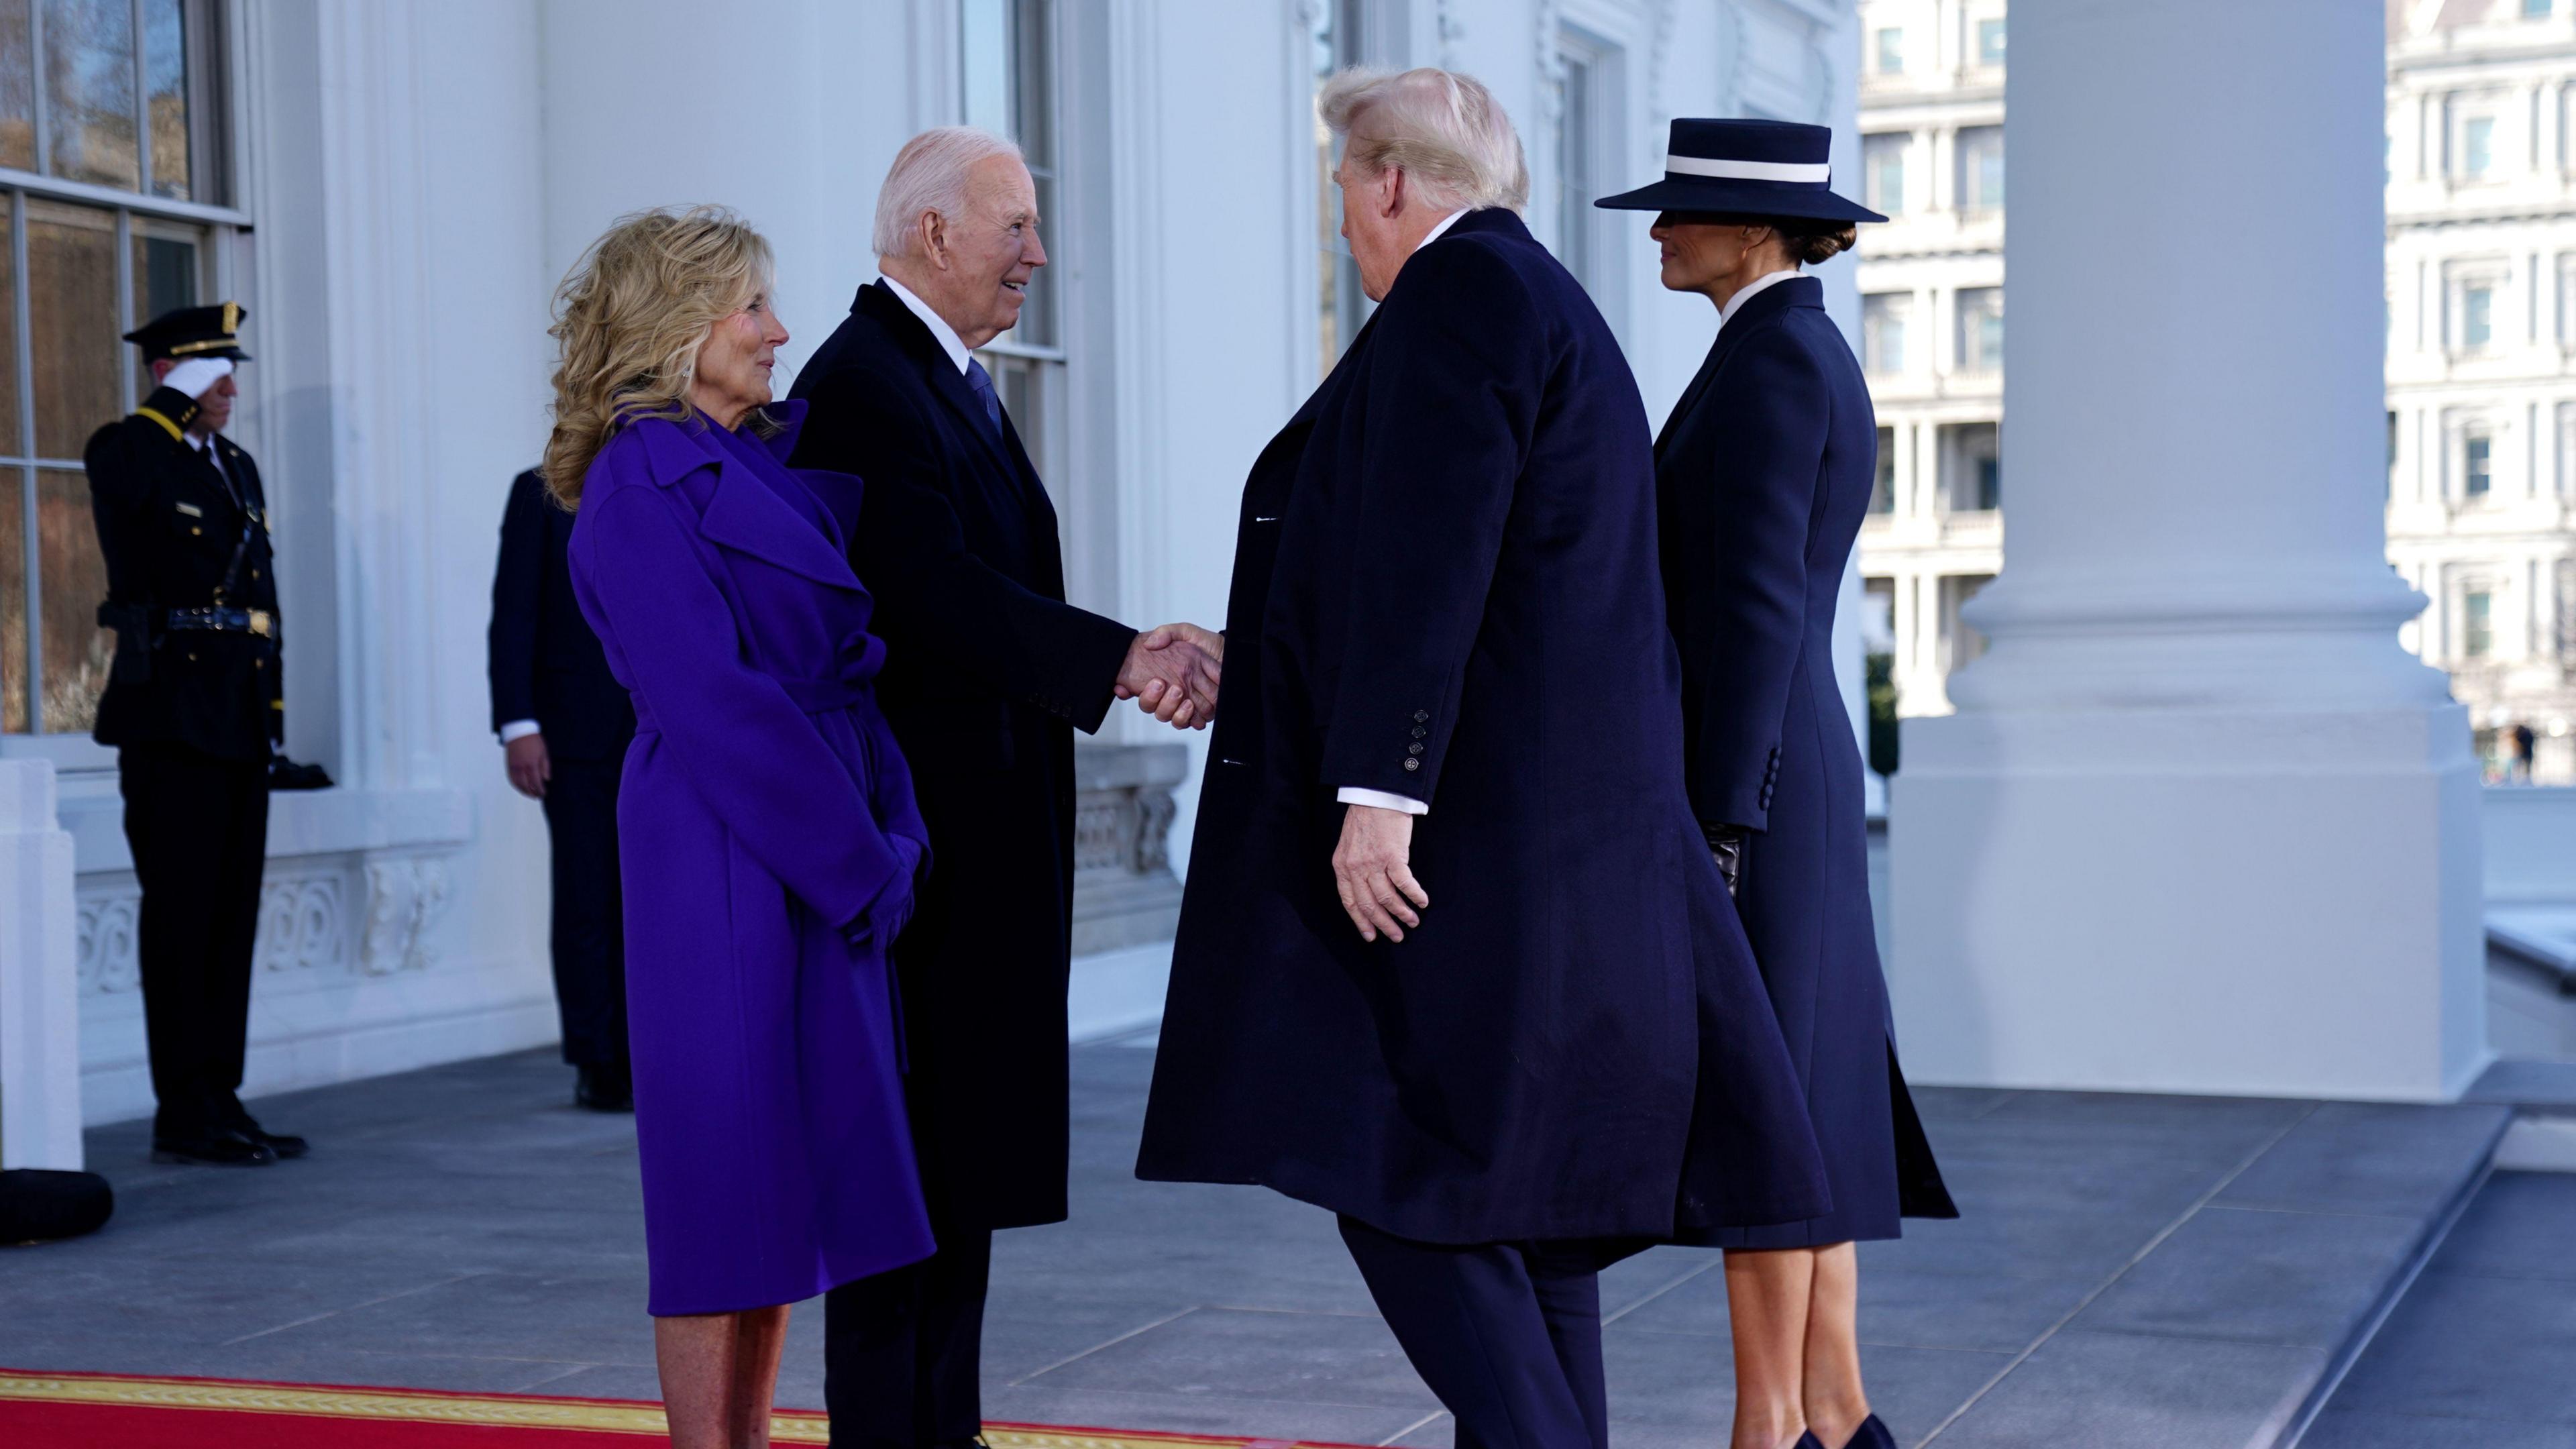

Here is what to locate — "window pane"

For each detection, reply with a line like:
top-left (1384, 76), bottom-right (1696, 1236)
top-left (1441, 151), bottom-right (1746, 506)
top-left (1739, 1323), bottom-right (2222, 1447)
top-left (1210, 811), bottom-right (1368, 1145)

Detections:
top-left (1871, 427), bottom-right (1896, 513)
top-left (0, 204), bottom-right (18, 460)
top-left (36, 466), bottom-right (105, 731)
top-left (1866, 134), bottom-right (1906, 213)
top-left (959, 0), bottom-right (1012, 136)
top-left (1864, 293), bottom-right (1910, 374)
top-left (43, 0), bottom-right (139, 190)
top-left (144, 0), bottom-right (188, 199)
top-left (1978, 19), bottom-right (2006, 66)
top-left (1876, 28), bottom-right (1902, 74)
top-left (1556, 51), bottom-right (1592, 290)
top-left (2467, 433), bottom-right (2493, 495)
top-left (0, 0), bottom-right (32, 171)
top-left (2466, 116), bottom-right (2495, 178)
top-left (2467, 592), bottom-right (2494, 656)
top-left (29, 201), bottom-right (119, 461)
top-left (131, 219), bottom-right (201, 398)
top-left (2466, 286), bottom-right (2493, 346)
top-left (0, 468), bottom-right (22, 732)
top-left (2528, 0), bottom-right (2552, 19)
top-left (1959, 126), bottom-right (2004, 213)
top-left (1958, 287), bottom-right (2004, 370)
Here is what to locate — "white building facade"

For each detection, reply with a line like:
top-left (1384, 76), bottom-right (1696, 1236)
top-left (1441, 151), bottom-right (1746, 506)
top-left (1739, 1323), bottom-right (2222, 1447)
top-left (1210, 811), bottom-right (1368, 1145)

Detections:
top-left (2388, 0), bottom-right (2576, 784)
top-left (0, 0), bottom-right (1872, 1151)
top-left (1861, 0), bottom-right (2576, 788)
top-left (1851, 0), bottom-right (2006, 723)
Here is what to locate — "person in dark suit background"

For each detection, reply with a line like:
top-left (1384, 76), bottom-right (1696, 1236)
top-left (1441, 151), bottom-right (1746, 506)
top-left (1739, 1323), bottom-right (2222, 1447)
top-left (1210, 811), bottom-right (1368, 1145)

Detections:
top-left (488, 466), bottom-right (638, 1111)
top-left (1138, 72), bottom-right (1831, 1445)
top-left (786, 126), bottom-right (1220, 1446)
top-left (1599, 120), bottom-right (1958, 1449)
top-left (87, 303), bottom-right (318, 1169)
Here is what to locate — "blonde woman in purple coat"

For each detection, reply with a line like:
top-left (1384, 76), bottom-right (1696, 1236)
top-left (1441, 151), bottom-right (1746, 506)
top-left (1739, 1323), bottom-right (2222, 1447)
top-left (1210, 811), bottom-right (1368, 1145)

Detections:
top-left (544, 207), bottom-right (934, 1448)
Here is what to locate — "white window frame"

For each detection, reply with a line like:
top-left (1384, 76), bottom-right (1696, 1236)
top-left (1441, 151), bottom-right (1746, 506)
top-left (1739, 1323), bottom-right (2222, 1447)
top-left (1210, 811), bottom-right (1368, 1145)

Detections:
top-left (2447, 260), bottom-right (2510, 356)
top-left (3, 0), bottom-right (246, 760)
top-left (2449, 92), bottom-right (2512, 183)
top-left (1550, 17), bottom-right (1629, 339)
top-left (1863, 131), bottom-right (1909, 216)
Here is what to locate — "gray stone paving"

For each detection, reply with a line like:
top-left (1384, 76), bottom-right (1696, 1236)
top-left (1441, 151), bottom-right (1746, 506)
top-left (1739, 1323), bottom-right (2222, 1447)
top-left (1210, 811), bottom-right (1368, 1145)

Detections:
top-left (0, 1044), bottom-right (2515, 1448)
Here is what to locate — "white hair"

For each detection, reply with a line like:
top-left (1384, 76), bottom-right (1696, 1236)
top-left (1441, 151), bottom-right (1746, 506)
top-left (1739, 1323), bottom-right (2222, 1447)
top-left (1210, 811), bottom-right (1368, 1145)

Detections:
top-left (872, 126), bottom-right (1025, 260)
top-left (1319, 66), bottom-right (1529, 215)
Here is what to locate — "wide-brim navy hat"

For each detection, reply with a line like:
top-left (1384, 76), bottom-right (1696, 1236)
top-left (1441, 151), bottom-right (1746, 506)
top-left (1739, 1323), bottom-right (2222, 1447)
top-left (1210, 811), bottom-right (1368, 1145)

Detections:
top-left (1595, 119), bottom-right (1886, 224)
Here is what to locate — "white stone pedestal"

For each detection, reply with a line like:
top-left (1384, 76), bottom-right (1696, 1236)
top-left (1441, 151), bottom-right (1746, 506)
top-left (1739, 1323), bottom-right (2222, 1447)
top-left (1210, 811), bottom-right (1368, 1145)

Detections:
top-left (0, 760), bottom-right (83, 1168)
top-left (1888, 0), bottom-right (2487, 1102)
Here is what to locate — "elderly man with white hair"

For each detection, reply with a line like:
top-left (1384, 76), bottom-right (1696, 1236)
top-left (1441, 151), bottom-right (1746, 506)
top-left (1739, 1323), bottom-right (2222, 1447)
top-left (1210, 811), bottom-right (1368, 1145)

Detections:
top-left (787, 127), bottom-right (1222, 1446)
top-left (1137, 69), bottom-right (1831, 1443)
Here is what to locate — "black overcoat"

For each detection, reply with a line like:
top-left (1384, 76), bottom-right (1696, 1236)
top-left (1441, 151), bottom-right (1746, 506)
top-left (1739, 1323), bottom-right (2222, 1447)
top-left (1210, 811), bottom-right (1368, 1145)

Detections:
top-left (1136, 209), bottom-right (1832, 1245)
top-left (1656, 276), bottom-right (1955, 1247)
top-left (788, 282), bottom-right (1135, 1232)
top-left (86, 385), bottom-right (283, 763)
top-left (487, 468), bottom-right (635, 761)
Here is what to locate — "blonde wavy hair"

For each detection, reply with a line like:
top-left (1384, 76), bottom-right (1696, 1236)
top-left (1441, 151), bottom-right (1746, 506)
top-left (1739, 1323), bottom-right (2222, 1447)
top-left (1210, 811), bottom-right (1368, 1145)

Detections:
top-left (542, 205), bottom-right (777, 508)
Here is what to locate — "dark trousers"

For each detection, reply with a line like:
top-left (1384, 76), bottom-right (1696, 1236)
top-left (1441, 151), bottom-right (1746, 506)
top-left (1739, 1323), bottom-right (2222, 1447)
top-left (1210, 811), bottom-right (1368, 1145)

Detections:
top-left (539, 754), bottom-right (629, 1069)
top-left (119, 744), bottom-right (269, 1135)
top-left (823, 1227), bottom-right (994, 1448)
top-left (1338, 1216), bottom-right (1612, 1449)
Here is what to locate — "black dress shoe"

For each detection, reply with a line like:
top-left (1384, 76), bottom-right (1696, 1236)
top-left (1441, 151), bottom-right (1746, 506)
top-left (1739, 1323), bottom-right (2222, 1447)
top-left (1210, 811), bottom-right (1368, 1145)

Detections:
top-left (239, 1122), bottom-right (309, 1159)
top-left (150, 1128), bottom-right (277, 1167)
top-left (575, 1065), bottom-right (634, 1112)
top-left (1847, 1416), bottom-right (1896, 1449)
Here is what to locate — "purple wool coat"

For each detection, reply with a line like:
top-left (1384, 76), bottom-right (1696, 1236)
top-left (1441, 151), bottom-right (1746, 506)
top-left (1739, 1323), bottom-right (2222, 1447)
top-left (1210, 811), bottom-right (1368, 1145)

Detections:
top-left (568, 400), bottom-right (935, 1316)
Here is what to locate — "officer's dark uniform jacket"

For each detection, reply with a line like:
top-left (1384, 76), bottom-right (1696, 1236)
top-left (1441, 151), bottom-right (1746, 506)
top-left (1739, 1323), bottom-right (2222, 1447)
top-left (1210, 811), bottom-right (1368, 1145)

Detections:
top-left (87, 382), bottom-right (282, 762)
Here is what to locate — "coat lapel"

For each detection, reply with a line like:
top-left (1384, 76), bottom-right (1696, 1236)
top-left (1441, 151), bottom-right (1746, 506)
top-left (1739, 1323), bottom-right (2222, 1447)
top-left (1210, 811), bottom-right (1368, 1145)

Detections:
top-left (858, 283), bottom-right (1019, 478)
top-left (641, 415), bottom-right (862, 592)
top-left (1656, 276), bottom-right (1823, 458)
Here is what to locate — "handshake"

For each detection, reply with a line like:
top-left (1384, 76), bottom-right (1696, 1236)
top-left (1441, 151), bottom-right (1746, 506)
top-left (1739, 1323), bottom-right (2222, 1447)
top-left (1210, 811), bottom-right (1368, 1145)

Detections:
top-left (1116, 623), bottom-right (1224, 730)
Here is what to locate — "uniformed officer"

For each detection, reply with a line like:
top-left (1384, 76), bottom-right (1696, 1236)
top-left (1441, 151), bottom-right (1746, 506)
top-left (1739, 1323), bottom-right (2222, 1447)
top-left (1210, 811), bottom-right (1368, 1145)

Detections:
top-left (87, 303), bottom-right (327, 1168)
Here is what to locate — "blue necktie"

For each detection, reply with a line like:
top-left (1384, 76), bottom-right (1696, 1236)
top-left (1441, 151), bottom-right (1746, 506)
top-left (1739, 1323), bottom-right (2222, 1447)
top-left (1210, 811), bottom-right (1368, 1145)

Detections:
top-left (964, 358), bottom-right (1006, 443)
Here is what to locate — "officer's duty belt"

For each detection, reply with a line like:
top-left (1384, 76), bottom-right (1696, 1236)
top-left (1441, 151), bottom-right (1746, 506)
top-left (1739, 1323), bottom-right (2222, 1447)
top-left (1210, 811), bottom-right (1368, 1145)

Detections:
top-left (164, 607), bottom-right (273, 638)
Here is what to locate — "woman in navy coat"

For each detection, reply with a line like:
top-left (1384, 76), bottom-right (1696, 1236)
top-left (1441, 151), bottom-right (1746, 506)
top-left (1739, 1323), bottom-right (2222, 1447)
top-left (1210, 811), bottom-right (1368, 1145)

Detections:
top-left (547, 207), bottom-right (935, 1449)
top-left (1600, 121), bottom-right (1957, 1449)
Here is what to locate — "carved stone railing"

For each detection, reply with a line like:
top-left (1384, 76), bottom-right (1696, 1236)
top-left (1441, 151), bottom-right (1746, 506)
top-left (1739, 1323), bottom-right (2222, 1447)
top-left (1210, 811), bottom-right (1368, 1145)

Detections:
top-left (1069, 742), bottom-right (1189, 956)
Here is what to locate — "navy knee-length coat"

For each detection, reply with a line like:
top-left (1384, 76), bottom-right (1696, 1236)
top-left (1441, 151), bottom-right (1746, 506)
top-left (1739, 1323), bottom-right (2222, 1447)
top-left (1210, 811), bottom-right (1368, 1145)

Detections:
top-left (1656, 275), bottom-right (1955, 1247)
top-left (1136, 209), bottom-right (1832, 1245)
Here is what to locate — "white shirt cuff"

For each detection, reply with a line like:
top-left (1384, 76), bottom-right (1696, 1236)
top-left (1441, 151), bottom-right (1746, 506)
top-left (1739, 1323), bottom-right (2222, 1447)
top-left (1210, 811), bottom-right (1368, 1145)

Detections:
top-left (1338, 787), bottom-right (1428, 816)
top-left (498, 720), bottom-right (542, 744)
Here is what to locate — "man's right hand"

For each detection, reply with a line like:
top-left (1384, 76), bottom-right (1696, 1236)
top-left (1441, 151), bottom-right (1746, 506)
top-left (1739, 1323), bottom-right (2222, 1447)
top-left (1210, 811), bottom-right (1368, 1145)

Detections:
top-left (1116, 627), bottom-right (1220, 730)
top-left (505, 733), bottom-right (551, 799)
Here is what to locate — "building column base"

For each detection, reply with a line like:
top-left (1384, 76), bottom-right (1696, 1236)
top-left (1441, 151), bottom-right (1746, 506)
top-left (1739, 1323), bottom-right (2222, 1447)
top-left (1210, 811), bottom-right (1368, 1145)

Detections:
top-left (1890, 701), bottom-right (2488, 1102)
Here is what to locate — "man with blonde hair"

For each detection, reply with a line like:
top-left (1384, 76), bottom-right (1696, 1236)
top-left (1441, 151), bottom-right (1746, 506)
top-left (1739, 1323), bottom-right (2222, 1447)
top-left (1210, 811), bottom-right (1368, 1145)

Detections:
top-left (788, 127), bottom-right (1222, 1448)
top-left (1139, 68), bottom-right (1829, 1444)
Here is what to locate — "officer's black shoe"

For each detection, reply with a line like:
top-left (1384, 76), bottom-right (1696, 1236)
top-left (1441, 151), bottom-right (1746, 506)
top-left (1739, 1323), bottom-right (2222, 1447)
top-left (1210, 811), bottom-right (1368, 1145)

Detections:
top-left (575, 1065), bottom-right (634, 1113)
top-left (239, 1122), bottom-right (309, 1159)
top-left (150, 1128), bottom-right (277, 1167)
top-left (269, 756), bottom-right (333, 791)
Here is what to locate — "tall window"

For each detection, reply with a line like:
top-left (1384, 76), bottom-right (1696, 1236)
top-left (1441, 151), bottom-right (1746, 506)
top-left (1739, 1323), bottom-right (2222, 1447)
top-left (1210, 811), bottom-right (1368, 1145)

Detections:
top-left (2526, 0), bottom-right (2553, 19)
top-left (3, 0), bottom-right (229, 739)
top-left (1864, 133), bottom-right (1907, 215)
top-left (1875, 28), bottom-right (1903, 76)
top-left (1870, 427), bottom-right (1896, 514)
top-left (1976, 18), bottom-right (2006, 67)
top-left (1555, 43), bottom-right (1594, 295)
top-left (1313, 0), bottom-right (1368, 374)
top-left (1957, 125), bottom-right (2004, 215)
top-left (1956, 286), bottom-right (2003, 372)
top-left (2465, 283), bottom-right (2495, 349)
top-left (2465, 429), bottom-right (2495, 497)
top-left (1862, 292), bottom-right (1911, 374)
top-left (2465, 115), bottom-right (2496, 178)
top-left (960, 0), bottom-right (1060, 469)
top-left (2464, 590), bottom-right (2495, 658)
top-left (1941, 422), bottom-right (2000, 512)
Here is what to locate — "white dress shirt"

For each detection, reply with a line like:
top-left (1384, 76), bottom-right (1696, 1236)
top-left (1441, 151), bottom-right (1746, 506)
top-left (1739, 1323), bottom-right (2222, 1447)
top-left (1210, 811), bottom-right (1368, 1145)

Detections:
top-left (877, 274), bottom-right (973, 375)
top-left (1335, 207), bottom-right (1474, 819)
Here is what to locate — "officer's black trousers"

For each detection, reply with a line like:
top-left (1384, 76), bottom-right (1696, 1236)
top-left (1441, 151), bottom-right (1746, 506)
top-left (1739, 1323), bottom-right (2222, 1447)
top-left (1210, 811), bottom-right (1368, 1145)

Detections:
top-left (118, 743), bottom-right (269, 1135)
top-left (539, 755), bottom-right (629, 1071)
top-left (822, 1225), bottom-right (993, 1448)
top-left (1337, 1216), bottom-right (1613, 1449)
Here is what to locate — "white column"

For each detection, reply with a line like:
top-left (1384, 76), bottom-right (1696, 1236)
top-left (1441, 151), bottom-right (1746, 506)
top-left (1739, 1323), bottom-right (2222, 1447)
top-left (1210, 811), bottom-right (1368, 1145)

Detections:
top-left (0, 761), bottom-right (81, 1169)
top-left (1890, 0), bottom-right (2487, 1102)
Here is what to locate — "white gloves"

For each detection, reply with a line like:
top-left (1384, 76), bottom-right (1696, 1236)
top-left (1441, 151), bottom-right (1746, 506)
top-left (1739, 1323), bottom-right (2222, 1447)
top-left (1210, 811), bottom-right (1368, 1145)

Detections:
top-left (160, 358), bottom-right (233, 400)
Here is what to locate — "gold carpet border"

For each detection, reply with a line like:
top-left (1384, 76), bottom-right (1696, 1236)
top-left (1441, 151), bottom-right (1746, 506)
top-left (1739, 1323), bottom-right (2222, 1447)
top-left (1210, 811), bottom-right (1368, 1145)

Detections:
top-left (0, 1372), bottom-right (1311, 1449)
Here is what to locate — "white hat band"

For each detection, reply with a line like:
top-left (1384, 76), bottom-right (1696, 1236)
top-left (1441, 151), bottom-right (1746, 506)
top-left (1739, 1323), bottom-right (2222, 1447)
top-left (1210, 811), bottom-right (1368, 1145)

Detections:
top-left (1664, 154), bottom-right (1831, 184)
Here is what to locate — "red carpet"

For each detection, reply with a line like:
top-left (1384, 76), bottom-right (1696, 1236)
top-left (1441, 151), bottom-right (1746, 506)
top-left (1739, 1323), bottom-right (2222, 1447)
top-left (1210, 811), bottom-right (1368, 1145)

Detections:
top-left (0, 1369), bottom-right (1368, 1448)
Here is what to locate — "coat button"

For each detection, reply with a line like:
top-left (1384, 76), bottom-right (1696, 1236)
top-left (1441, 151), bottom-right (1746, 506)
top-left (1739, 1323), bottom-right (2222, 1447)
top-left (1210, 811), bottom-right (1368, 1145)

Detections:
top-left (1403, 758), bottom-right (1419, 772)
top-left (1407, 743), bottom-right (1424, 755)
top-left (191, 526), bottom-right (202, 536)
top-left (1411, 726), bottom-right (1427, 739)
top-left (1412, 710), bottom-right (1428, 722)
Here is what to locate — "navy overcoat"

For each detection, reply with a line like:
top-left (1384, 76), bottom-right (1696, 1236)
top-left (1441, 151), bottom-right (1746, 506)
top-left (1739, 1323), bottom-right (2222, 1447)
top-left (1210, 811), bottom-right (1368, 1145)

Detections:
top-left (1136, 209), bottom-right (1832, 1245)
top-left (1656, 275), bottom-right (1955, 1246)
top-left (788, 283), bottom-right (1137, 1232)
